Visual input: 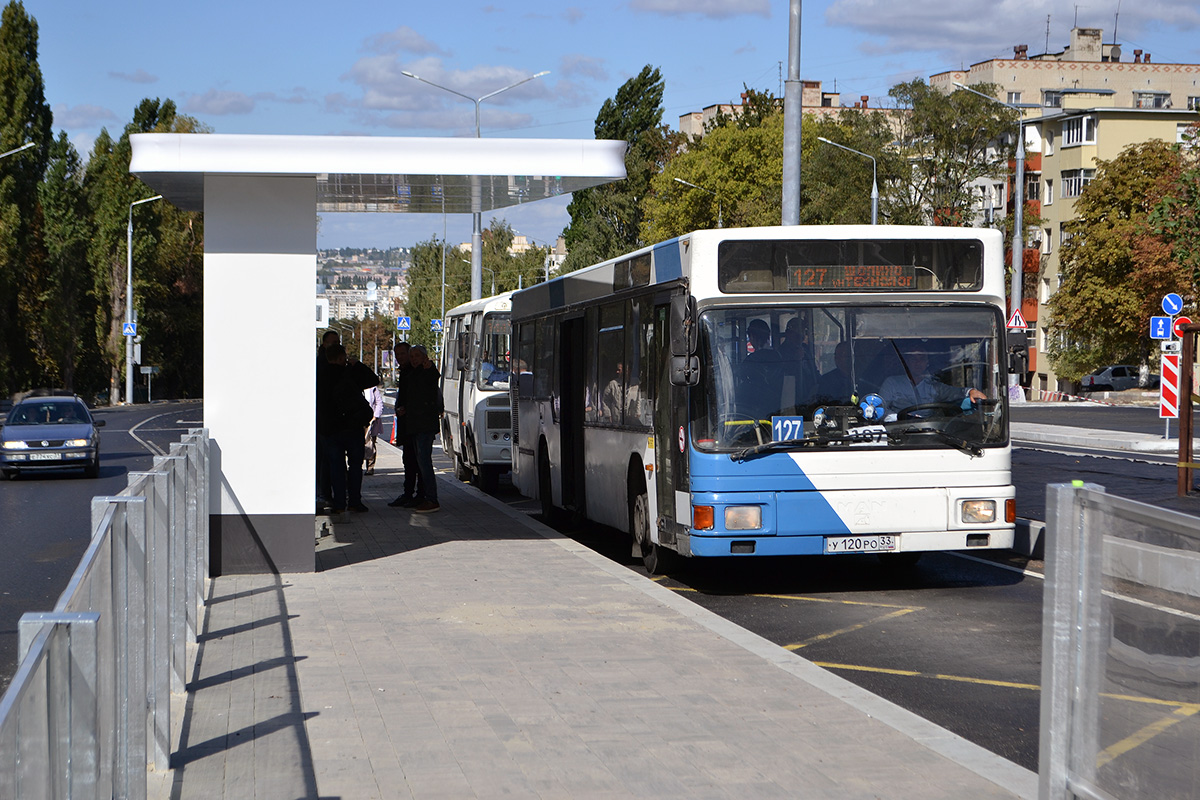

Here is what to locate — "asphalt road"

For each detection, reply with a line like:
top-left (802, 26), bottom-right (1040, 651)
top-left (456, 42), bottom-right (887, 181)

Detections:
top-left (0, 401), bottom-right (202, 695)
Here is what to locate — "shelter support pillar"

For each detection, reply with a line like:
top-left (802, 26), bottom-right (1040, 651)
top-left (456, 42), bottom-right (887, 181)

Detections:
top-left (203, 175), bottom-right (316, 573)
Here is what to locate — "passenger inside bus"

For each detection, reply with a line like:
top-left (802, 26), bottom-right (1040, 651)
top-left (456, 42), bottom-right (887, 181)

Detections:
top-left (815, 341), bottom-right (855, 402)
top-left (878, 341), bottom-right (986, 414)
top-left (738, 319), bottom-right (783, 420)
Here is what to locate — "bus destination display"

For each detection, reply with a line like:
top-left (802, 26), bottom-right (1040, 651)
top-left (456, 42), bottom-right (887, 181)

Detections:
top-left (789, 263), bottom-right (918, 291)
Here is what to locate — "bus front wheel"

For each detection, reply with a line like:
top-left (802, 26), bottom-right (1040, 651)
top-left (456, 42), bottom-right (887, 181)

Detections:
top-left (631, 490), bottom-right (672, 575)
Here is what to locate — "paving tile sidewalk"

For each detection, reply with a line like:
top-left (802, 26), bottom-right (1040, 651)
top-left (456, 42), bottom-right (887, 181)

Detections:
top-left (161, 442), bottom-right (1036, 799)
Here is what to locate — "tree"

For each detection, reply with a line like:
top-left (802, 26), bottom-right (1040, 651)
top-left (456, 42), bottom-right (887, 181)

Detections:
top-left (0, 0), bottom-right (52, 396)
top-left (1047, 140), bottom-right (1185, 380)
top-left (804, 109), bottom-right (902, 225)
top-left (84, 98), bottom-right (207, 402)
top-left (480, 219), bottom-right (550, 293)
top-left (886, 80), bottom-right (1016, 226)
top-left (1150, 124), bottom-right (1200, 293)
top-left (562, 65), bottom-right (682, 271)
top-left (402, 237), bottom-right (469, 352)
top-left (34, 132), bottom-right (95, 391)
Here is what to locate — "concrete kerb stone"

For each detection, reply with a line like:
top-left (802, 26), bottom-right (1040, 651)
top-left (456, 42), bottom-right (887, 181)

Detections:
top-left (444, 472), bottom-right (1040, 799)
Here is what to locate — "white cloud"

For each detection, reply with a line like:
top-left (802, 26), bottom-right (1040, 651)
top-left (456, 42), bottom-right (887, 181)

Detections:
top-left (629, 0), bottom-right (769, 19)
top-left (362, 26), bottom-right (448, 56)
top-left (108, 68), bottom-right (157, 84)
top-left (53, 103), bottom-right (118, 129)
top-left (184, 89), bottom-right (255, 116)
top-left (825, 0), bottom-right (1200, 64)
top-left (559, 54), bottom-right (607, 81)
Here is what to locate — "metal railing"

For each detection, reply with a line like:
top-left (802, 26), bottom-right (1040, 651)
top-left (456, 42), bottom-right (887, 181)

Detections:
top-left (1040, 482), bottom-right (1200, 800)
top-left (0, 429), bottom-right (209, 799)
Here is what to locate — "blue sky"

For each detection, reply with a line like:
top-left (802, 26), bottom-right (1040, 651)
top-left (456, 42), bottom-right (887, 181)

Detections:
top-left (26, 0), bottom-right (1200, 251)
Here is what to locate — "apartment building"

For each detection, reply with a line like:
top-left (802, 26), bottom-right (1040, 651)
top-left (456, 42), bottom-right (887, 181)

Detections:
top-left (934, 27), bottom-right (1200, 393)
top-left (678, 81), bottom-right (872, 138)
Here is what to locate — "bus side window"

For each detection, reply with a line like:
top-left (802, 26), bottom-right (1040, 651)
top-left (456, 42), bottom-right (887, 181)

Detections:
top-left (534, 317), bottom-right (555, 398)
top-left (517, 322), bottom-right (535, 398)
top-left (596, 302), bottom-right (625, 426)
top-left (630, 296), bottom-right (654, 429)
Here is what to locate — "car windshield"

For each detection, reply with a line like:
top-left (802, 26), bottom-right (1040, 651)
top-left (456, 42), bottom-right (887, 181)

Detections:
top-left (8, 401), bottom-right (89, 426)
top-left (692, 305), bottom-right (1007, 454)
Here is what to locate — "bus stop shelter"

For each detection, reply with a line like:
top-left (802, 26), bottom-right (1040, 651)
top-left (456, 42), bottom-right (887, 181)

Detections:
top-left (129, 133), bottom-right (627, 573)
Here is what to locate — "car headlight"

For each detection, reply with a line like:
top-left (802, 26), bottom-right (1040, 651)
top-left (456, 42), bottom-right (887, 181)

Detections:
top-left (64, 439), bottom-right (89, 447)
top-left (725, 506), bottom-right (763, 530)
top-left (1, 440), bottom-right (28, 450)
top-left (961, 499), bottom-right (997, 524)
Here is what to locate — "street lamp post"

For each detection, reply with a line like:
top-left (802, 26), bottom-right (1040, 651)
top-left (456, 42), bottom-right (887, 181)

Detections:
top-left (953, 82), bottom-right (1039, 319)
top-left (673, 177), bottom-right (723, 228)
top-left (126, 195), bottom-right (162, 405)
top-left (402, 69), bottom-right (549, 302)
top-left (816, 137), bottom-right (878, 224)
top-left (0, 142), bottom-right (35, 160)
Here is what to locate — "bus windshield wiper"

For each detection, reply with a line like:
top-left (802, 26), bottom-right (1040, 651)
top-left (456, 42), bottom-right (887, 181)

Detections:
top-left (730, 430), bottom-right (862, 462)
top-left (891, 426), bottom-right (983, 457)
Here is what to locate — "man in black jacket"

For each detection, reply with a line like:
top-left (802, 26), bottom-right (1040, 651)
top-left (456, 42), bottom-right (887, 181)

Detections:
top-left (318, 343), bottom-right (380, 516)
top-left (406, 345), bottom-right (444, 513)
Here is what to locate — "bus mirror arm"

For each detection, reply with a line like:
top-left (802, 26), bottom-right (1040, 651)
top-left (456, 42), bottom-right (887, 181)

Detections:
top-left (670, 355), bottom-right (700, 386)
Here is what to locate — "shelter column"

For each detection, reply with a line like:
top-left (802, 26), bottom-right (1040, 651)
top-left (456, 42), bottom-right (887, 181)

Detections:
top-left (204, 175), bottom-right (317, 573)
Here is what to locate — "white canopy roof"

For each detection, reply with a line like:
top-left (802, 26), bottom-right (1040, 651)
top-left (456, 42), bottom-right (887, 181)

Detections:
top-left (129, 133), bottom-right (629, 213)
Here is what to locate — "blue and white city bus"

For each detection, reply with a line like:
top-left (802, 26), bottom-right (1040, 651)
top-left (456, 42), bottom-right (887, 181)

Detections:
top-left (510, 225), bottom-right (1016, 573)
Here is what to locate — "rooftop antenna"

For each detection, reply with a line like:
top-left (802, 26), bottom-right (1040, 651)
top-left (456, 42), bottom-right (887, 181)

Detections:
top-left (1113, 0), bottom-right (1121, 43)
top-left (1045, 15), bottom-right (1051, 52)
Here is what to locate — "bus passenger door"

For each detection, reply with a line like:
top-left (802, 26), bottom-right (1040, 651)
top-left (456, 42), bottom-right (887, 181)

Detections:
top-left (653, 302), bottom-right (690, 550)
top-left (559, 315), bottom-right (586, 512)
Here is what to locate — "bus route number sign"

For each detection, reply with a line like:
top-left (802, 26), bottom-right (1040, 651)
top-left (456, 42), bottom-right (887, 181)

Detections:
top-left (771, 416), bottom-right (805, 442)
top-left (789, 264), bottom-right (917, 291)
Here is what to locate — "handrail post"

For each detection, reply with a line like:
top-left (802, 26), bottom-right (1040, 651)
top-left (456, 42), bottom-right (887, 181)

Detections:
top-left (1179, 324), bottom-right (1200, 496)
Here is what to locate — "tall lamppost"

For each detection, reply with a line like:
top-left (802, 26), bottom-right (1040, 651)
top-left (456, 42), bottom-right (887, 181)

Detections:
top-left (953, 82), bottom-right (1039, 318)
top-left (0, 142), bottom-right (35, 160)
top-left (673, 177), bottom-right (723, 228)
top-left (402, 69), bottom-right (549, 302)
top-left (816, 137), bottom-right (878, 224)
top-left (126, 194), bottom-right (162, 404)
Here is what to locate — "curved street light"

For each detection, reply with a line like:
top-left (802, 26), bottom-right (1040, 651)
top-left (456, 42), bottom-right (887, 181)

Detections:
top-left (402, 69), bottom-right (549, 302)
top-left (673, 177), bottom-right (723, 228)
top-left (816, 137), bottom-right (878, 225)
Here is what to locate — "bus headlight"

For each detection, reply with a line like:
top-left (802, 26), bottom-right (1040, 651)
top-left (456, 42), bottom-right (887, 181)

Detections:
top-left (961, 500), bottom-right (996, 524)
top-left (725, 506), bottom-right (762, 530)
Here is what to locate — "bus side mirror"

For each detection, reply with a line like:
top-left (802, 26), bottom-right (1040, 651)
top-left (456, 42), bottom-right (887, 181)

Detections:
top-left (670, 294), bottom-right (697, 357)
top-left (1006, 331), bottom-right (1028, 376)
top-left (670, 355), bottom-right (700, 386)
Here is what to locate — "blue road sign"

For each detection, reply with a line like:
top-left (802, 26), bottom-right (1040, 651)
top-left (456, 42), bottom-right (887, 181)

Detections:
top-left (1162, 293), bottom-right (1183, 315)
top-left (431, 319), bottom-right (443, 332)
top-left (1151, 316), bottom-right (1172, 340)
top-left (397, 316), bottom-right (411, 330)
top-left (122, 322), bottom-right (137, 337)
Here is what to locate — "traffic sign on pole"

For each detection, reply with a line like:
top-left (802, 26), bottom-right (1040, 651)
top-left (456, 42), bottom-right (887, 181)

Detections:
top-left (1006, 308), bottom-right (1027, 330)
top-left (397, 316), bottom-right (411, 331)
top-left (1150, 316), bottom-right (1172, 340)
top-left (1162, 293), bottom-right (1184, 315)
top-left (1173, 315), bottom-right (1193, 338)
top-left (122, 322), bottom-right (137, 337)
top-left (430, 319), bottom-right (443, 332)
top-left (1161, 353), bottom-right (1180, 419)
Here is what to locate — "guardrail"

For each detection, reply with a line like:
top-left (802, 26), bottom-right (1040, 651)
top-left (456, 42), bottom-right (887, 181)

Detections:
top-left (1040, 482), bottom-right (1200, 800)
top-left (0, 429), bottom-right (209, 799)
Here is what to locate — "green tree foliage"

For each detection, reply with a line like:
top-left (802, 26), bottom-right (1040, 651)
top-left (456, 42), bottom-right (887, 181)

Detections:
top-left (403, 238), bottom-right (470, 352)
top-left (34, 132), bottom-right (96, 391)
top-left (887, 80), bottom-right (1016, 226)
top-left (479, 219), bottom-right (550, 292)
top-left (562, 65), bottom-right (683, 271)
top-left (1150, 124), bottom-right (1200, 292)
top-left (0, 0), bottom-right (52, 395)
top-left (804, 109), bottom-right (900, 224)
top-left (83, 98), bottom-right (207, 402)
top-left (1048, 140), bottom-right (1186, 380)
top-left (642, 110), bottom-right (784, 241)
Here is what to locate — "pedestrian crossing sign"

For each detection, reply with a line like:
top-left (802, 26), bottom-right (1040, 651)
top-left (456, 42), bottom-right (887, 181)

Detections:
top-left (123, 322), bottom-right (137, 337)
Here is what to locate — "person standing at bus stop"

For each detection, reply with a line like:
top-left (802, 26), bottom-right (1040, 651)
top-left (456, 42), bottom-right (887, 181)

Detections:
top-left (388, 342), bottom-right (424, 507)
top-left (406, 345), bottom-right (444, 513)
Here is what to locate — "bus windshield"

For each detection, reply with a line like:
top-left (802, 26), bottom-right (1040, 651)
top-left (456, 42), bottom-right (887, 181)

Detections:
top-left (476, 313), bottom-right (513, 390)
top-left (693, 305), bottom-right (1006, 454)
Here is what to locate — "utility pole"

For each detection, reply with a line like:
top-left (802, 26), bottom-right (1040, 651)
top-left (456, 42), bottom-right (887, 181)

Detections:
top-left (781, 0), bottom-right (803, 225)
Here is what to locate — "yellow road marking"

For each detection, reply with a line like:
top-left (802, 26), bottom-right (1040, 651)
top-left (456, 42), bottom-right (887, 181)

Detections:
top-left (814, 661), bottom-right (1040, 691)
top-left (786, 608), bottom-right (919, 650)
top-left (1096, 704), bottom-right (1200, 768)
top-left (668, 585), bottom-right (920, 611)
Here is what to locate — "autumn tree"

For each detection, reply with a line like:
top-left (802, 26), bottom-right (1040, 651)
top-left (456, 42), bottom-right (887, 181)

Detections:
top-left (887, 80), bottom-right (1017, 226)
top-left (402, 237), bottom-right (470, 353)
top-left (804, 108), bottom-right (900, 225)
top-left (0, 0), bottom-right (52, 396)
top-left (1048, 140), bottom-right (1186, 380)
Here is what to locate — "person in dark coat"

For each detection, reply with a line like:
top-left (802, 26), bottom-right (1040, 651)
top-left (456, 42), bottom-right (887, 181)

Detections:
top-left (387, 342), bottom-right (424, 507)
top-left (315, 329), bottom-right (340, 513)
top-left (405, 345), bottom-right (444, 513)
top-left (318, 343), bottom-right (380, 516)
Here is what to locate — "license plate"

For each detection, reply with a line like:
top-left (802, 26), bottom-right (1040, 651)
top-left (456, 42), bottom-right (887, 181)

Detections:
top-left (29, 452), bottom-right (62, 461)
top-left (771, 416), bottom-right (805, 441)
top-left (825, 534), bottom-right (897, 554)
